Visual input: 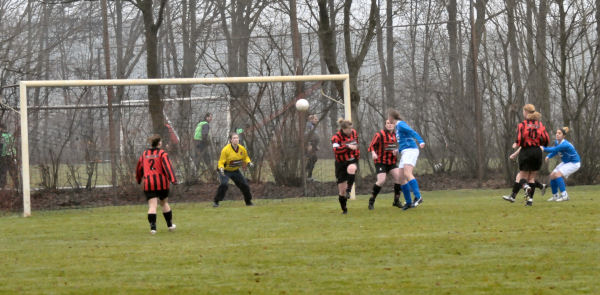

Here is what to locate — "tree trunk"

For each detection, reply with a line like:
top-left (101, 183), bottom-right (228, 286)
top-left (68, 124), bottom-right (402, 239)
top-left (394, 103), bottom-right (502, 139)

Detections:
top-left (375, 0), bottom-right (388, 115)
top-left (137, 0), bottom-right (168, 135)
top-left (558, 0), bottom-right (569, 127)
top-left (385, 0), bottom-right (395, 110)
top-left (101, 0), bottom-right (118, 187)
top-left (446, 0), bottom-right (462, 113)
top-left (464, 0), bottom-right (487, 181)
top-left (535, 0), bottom-right (550, 125)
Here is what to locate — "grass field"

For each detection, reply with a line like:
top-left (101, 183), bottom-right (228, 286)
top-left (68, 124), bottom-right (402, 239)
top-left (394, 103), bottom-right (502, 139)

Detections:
top-left (1, 186), bottom-right (598, 294)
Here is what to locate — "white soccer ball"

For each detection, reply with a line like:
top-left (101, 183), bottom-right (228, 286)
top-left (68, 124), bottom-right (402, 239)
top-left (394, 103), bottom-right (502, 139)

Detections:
top-left (295, 99), bottom-right (309, 111)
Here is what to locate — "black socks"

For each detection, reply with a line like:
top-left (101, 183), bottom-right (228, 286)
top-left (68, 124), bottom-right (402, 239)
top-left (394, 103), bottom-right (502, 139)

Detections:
top-left (338, 195), bottom-right (347, 212)
top-left (371, 184), bottom-right (382, 199)
top-left (148, 213), bottom-right (157, 230)
top-left (162, 211), bottom-right (173, 227)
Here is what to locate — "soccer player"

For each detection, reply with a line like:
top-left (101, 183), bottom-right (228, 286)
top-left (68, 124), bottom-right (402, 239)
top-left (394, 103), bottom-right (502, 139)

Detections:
top-left (135, 135), bottom-right (178, 234)
top-left (331, 118), bottom-right (360, 214)
top-left (367, 119), bottom-right (402, 210)
top-left (541, 127), bottom-right (580, 202)
top-left (193, 113), bottom-right (213, 170)
top-left (213, 132), bottom-right (254, 207)
top-left (502, 104), bottom-right (549, 206)
top-left (0, 123), bottom-right (18, 190)
top-left (305, 114), bottom-right (320, 180)
top-left (387, 110), bottom-right (425, 210)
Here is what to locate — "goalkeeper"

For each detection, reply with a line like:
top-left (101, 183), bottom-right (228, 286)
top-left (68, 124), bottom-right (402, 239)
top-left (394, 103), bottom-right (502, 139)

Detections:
top-left (213, 133), bottom-right (254, 207)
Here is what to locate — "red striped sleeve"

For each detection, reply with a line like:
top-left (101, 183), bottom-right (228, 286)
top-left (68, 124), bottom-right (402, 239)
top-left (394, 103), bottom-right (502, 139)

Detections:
top-left (135, 154), bottom-right (144, 184)
top-left (368, 132), bottom-right (381, 153)
top-left (161, 152), bottom-right (177, 184)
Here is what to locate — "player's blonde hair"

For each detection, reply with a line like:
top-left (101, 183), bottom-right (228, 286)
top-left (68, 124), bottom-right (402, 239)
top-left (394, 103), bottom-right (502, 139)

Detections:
top-left (337, 118), bottom-right (352, 129)
top-left (523, 104), bottom-right (535, 114)
top-left (526, 111), bottom-right (541, 121)
top-left (522, 104), bottom-right (541, 120)
top-left (559, 127), bottom-right (570, 136)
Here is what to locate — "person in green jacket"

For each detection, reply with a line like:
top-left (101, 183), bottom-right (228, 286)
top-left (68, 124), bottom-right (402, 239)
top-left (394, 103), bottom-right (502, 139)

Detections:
top-left (193, 113), bottom-right (213, 170)
top-left (0, 123), bottom-right (18, 189)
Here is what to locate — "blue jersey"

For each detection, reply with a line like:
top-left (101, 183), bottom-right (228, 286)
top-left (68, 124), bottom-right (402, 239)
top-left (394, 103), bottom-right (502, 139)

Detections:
top-left (544, 139), bottom-right (580, 163)
top-left (395, 121), bottom-right (425, 151)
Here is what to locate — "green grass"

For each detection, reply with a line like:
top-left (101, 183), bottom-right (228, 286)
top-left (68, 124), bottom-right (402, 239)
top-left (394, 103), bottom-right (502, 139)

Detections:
top-left (1, 186), bottom-right (599, 294)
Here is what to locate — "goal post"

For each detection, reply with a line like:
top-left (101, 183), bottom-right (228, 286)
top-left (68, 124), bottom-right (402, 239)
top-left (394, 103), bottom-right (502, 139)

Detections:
top-left (18, 74), bottom-right (352, 217)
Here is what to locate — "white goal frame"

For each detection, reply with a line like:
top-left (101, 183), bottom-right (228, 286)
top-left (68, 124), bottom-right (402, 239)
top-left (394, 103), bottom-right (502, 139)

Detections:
top-left (19, 74), bottom-right (352, 217)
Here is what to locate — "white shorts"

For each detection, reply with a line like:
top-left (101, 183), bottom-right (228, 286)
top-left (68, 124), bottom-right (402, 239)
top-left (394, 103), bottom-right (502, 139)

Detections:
top-left (399, 148), bottom-right (419, 169)
top-left (553, 162), bottom-right (580, 178)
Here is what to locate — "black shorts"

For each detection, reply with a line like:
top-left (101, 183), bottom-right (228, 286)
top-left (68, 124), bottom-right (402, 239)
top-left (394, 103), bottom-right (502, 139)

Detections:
top-left (518, 146), bottom-right (543, 171)
top-left (335, 159), bottom-right (358, 184)
top-left (144, 190), bottom-right (170, 201)
top-left (375, 163), bottom-right (397, 174)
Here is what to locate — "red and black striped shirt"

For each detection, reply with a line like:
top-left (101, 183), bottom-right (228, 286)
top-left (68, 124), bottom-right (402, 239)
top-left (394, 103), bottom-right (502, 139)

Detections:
top-left (368, 129), bottom-right (397, 165)
top-left (331, 129), bottom-right (360, 162)
top-left (135, 148), bottom-right (177, 191)
top-left (515, 119), bottom-right (550, 148)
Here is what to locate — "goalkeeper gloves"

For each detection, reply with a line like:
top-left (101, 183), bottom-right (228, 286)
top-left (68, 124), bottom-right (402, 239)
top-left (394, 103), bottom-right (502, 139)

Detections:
top-left (218, 168), bottom-right (225, 176)
top-left (248, 162), bottom-right (254, 168)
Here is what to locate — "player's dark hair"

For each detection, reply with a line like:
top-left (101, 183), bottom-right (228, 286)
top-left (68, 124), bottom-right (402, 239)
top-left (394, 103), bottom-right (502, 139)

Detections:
top-left (148, 134), bottom-right (161, 148)
top-left (205, 113), bottom-right (212, 120)
top-left (337, 118), bottom-right (352, 129)
top-left (387, 110), bottom-right (404, 121)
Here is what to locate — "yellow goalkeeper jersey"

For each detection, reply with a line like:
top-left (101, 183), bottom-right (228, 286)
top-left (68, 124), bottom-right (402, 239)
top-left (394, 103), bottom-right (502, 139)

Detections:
top-left (218, 144), bottom-right (251, 171)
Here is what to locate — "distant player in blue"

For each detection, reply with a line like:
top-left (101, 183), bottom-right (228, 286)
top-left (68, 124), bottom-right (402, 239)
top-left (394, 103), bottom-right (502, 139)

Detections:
top-left (388, 110), bottom-right (425, 210)
top-left (541, 127), bottom-right (580, 202)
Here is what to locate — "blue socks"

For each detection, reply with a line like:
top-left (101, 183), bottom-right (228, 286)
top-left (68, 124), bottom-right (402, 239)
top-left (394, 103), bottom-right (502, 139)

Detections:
top-left (401, 179), bottom-right (422, 205)
top-left (550, 179), bottom-right (558, 194)
top-left (556, 177), bottom-right (566, 192)
top-left (401, 184), bottom-right (411, 204)
top-left (408, 179), bottom-right (421, 200)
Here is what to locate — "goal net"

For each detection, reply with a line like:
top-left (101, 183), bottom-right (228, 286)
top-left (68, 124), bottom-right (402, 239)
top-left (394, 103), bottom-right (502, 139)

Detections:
top-left (14, 75), bottom-right (352, 216)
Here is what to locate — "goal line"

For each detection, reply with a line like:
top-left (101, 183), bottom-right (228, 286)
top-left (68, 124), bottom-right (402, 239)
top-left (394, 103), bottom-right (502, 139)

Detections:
top-left (18, 74), bottom-right (351, 217)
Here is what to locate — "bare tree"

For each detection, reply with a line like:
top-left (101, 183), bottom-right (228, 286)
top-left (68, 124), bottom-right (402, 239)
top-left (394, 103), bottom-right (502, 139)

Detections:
top-left (317, 0), bottom-right (378, 125)
top-left (127, 0), bottom-right (168, 135)
top-left (216, 0), bottom-right (270, 131)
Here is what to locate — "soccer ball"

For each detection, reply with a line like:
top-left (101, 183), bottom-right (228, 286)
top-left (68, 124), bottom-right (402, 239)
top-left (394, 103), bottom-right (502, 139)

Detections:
top-left (295, 99), bottom-right (309, 111)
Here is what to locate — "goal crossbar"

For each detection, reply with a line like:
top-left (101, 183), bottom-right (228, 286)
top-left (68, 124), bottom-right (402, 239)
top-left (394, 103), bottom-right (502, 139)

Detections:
top-left (18, 74), bottom-right (352, 216)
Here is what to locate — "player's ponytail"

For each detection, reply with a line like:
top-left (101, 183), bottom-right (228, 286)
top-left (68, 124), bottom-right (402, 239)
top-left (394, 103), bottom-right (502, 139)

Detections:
top-left (337, 118), bottom-right (352, 129)
top-left (387, 109), bottom-right (403, 121)
top-left (527, 111), bottom-right (541, 121)
top-left (560, 127), bottom-right (570, 136)
top-left (523, 104), bottom-right (535, 114)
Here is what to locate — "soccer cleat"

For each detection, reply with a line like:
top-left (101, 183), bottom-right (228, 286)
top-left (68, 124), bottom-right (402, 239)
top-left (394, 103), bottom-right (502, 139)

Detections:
top-left (502, 195), bottom-right (516, 203)
top-left (368, 197), bottom-right (375, 210)
top-left (246, 202), bottom-right (254, 206)
top-left (212, 202), bottom-right (220, 208)
top-left (556, 196), bottom-right (569, 202)
top-left (547, 195), bottom-right (559, 202)
top-left (540, 183), bottom-right (547, 196)
top-left (150, 230), bottom-right (157, 235)
top-left (523, 184), bottom-right (532, 198)
top-left (402, 203), bottom-right (412, 211)
top-left (392, 200), bottom-right (402, 208)
top-left (525, 197), bottom-right (533, 206)
top-left (413, 197), bottom-right (423, 207)
top-left (168, 224), bottom-right (176, 232)
top-left (342, 209), bottom-right (348, 214)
